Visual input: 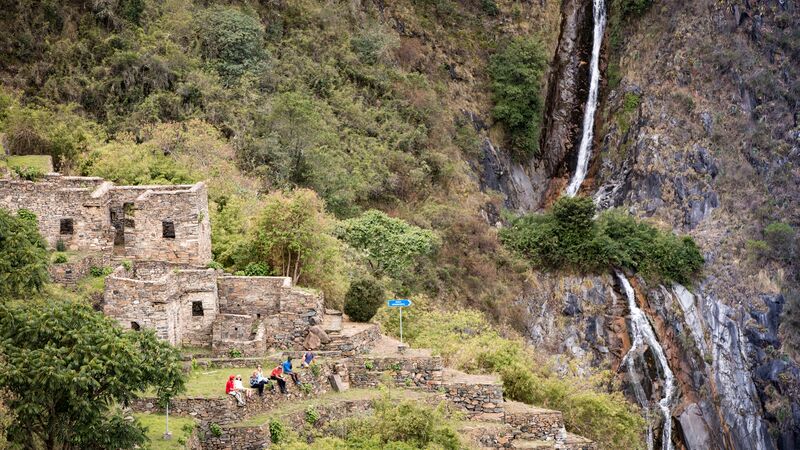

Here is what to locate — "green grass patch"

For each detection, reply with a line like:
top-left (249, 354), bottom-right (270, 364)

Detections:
top-left (135, 413), bottom-right (197, 450)
top-left (4, 155), bottom-right (53, 173)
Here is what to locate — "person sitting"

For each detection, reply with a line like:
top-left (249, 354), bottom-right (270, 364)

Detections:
top-left (270, 364), bottom-right (288, 394)
top-left (225, 375), bottom-right (245, 406)
top-left (249, 367), bottom-right (269, 396)
top-left (301, 351), bottom-right (315, 368)
top-left (234, 374), bottom-right (252, 399)
top-left (282, 356), bottom-right (300, 385)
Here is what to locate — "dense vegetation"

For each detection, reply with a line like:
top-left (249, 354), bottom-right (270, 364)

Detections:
top-left (344, 278), bottom-right (385, 323)
top-left (500, 196), bottom-right (704, 285)
top-left (275, 393), bottom-right (461, 449)
top-left (0, 208), bottom-right (48, 297)
top-left (374, 301), bottom-right (645, 449)
top-left (488, 36), bottom-right (548, 161)
top-left (0, 210), bottom-right (185, 449)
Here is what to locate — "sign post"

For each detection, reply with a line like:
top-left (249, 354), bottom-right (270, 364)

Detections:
top-left (387, 299), bottom-right (412, 346)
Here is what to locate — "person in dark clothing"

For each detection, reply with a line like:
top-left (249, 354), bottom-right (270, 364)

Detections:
top-left (270, 365), bottom-right (288, 394)
top-left (282, 356), bottom-right (300, 385)
top-left (249, 366), bottom-right (268, 396)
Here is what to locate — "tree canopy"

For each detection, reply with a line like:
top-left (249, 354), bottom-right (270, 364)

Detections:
top-left (337, 210), bottom-right (438, 280)
top-left (0, 208), bottom-right (48, 298)
top-left (0, 298), bottom-right (185, 450)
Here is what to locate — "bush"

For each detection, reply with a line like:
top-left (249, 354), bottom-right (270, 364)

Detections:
top-left (90, 266), bottom-right (112, 277)
top-left (500, 196), bottom-right (704, 285)
top-left (228, 348), bottom-right (243, 358)
top-left (197, 6), bottom-right (268, 82)
top-left (209, 422), bottom-right (222, 437)
top-left (243, 262), bottom-right (270, 276)
top-left (207, 261), bottom-right (224, 270)
top-left (764, 222), bottom-right (796, 261)
top-left (16, 209), bottom-right (37, 223)
top-left (269, 419), bottom-right (287, 444)
top-left (12, 165), bottom-right (43, 181)
top-left (305, 406), bottom-right (320, 425)
top-left (489, 37), bottom-right (548, 161)
top-left (0, 208), bottom-right (48, 298)
top-left (344, 278), bottom-right (385, 322)
top-left (55, 239), bottom-right (66, 252)
top-left (53, 254), bottom-right (68, 264)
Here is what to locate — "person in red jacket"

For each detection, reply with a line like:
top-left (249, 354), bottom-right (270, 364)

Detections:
top-left (269, 365), bottom-right (288, 394)
top-left (225, 374), bottom-right (245, 406)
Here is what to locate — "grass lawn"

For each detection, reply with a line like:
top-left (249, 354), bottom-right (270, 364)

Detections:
top-left (3, 155), bottom-right (53, 173)
top-left (135, 413), bottom-right (197, 450)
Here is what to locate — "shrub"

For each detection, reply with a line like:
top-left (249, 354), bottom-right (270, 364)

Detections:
top-left (344, 278), bottom-right (385, 322)
top-left (268, 419), bottom-right (287, 444)
top-left (364, 360), bottom-right (375, 371)
top-left (305, 406), bottom-right (320, 425)
top-left (122, 260), bottom-right (132, 271)
top-left (12, 165), bottom-right (43, 181)
top-left (500, 196), bottom-right (704, 285)
top-left (243, 262), bottom-right (270, 276)
top-left (55, 239), bottom-right (66, 252)
top-left (53, 254), bottom-right (68, 264)
top-left (206, 261), bottom-right (224, 270)
top-left (0, 208), bottom-right (48, 298)
top-left (90, 266), bottom-right (112, 277)
top-left (16, 209), bottom-right (37, 223)
top-left (197, 6), bottom-right (267, 82)
top-left (228, 348), bottom-right (243, 358)
top-left (488, 37), bottom-right (548, 161)
top-left (764, 222), bottom-right (796, 261)
top-left (310, 364), bottom-right (321, 377)
top-left (209, 422), bottom-right (222, 437)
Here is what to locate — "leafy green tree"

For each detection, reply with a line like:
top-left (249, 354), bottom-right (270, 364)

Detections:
top-left (489, 37), bottom-right (548, 161)
top-left (198, 6), bottom-right (268, 82)
top-left (0, 208), bottom-right (48, 298)
top-left (233, 189), bottom-right (348, 306)
top-left (0, 298), bottom-right (185, 449)
top-left (337, 210), bottom-right (438, 279)
top-left (344, 278), bottom-right (385, 322)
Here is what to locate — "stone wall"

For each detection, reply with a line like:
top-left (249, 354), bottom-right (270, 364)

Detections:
top-left (48, 253), bottom-right (111, 284)
top-left (217, 276), bottom-right (286, 316)
top-left (123, 183), bottom-right (211, 265)
top-left (212, 315), bottom-right (266, 357)
top-left (443, 381), bottom-right (504, 417)
top-left (503, 404), bottom-right (565, 443)
top-left (347, 355), bottom-right (444, 389)
top-left (0, 175), bottom-right (212, 265)
top-left (323, 324), bottom-right (381, 356)
top-left (0, 176), bottom-right (112, 252)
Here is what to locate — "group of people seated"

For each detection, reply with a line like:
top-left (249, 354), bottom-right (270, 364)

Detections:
top-left (225, 351), bottom-right (316, 406)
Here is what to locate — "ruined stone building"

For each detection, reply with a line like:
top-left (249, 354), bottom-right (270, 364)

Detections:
top-left (0, 173), bottom-right (325, 355)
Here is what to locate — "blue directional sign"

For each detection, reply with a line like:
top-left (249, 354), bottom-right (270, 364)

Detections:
top-left (387, 299), bottom-right (411, 307)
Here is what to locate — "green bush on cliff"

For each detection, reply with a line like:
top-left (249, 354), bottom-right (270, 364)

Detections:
top-left (489, 36), bottom-right (548, 161)
top-left (344, 278), bottom-right (385, 322)
top-left (0, 208), bottom-right (48, 298)
top-left (500, 196), bottom-right (704, 285)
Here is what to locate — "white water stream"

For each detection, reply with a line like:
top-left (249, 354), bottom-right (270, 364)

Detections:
top-left (616, 271), bottom-right (675, 450)
top-left (565, 0), bottom-right (607, 197)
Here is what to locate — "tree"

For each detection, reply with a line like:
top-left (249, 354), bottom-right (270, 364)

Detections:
top-left (337, 210), bottom-right (438, 279)
top-left (240, 189), bottom-right (348, 306)
top-left (0, 298), bottom-right (185, 450)
top-left (344, 278), bottom-right (385, 322)
top-left (198, 6), bottom-right (268, 83)
top-left (0, 208), bottom-right (48, 298)
top-left (489, 37), bottom-right (548, 161)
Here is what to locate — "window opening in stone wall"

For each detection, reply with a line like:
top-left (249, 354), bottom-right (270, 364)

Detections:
top-left (162, 221), bottom-right (176, 239)
top-left (123, 202), bottom-right (135, 229)
top-left (59, 218), bottom-right (74, 235)
top-left (192, 301), bottom-right (204, 317)
top-left (131, 322), bottom-right (141, 331)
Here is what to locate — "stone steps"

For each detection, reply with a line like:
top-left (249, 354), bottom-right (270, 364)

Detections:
top-left (502, 400), bottom-right (566, 443)
top-left (562, 432), bottom-right (596, 450)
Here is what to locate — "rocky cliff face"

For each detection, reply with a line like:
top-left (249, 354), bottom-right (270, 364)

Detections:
top-left (520, 0), bottom-right (799, 449)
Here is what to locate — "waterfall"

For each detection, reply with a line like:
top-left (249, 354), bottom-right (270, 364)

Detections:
top-left (616, 271), bottom-right (675, 450)
top-left (565, 0), bottom-right (607, 197)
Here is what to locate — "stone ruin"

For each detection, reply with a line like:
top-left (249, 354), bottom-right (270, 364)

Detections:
top-left (0, 173), bottom-right (325, 355)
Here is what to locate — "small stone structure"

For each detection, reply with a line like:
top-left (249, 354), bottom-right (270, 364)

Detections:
top-left (0, 174), bottom-right (211, 265)
top-left (103, 262), bottom-right (324, 352)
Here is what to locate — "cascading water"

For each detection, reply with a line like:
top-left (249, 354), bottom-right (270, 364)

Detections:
top-left (616, 271), bottom-right (676, 450)
top-left (565, 0), bottom-right (606, 197)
